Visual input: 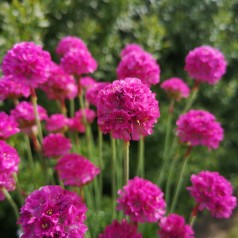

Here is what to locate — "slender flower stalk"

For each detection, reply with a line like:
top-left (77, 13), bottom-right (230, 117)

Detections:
top-left (98, 128), bottom-right (103, 205)
top-left (13, 173), bottom-right (24, 205)
top-left (123, 141), bottom-right (130, 185)
top-left (111, 136), bottom-right (117, 219)
top-left (189, 204), bottom-right (199, 227)
top-left (30, 87), bottom-right (43, 143)
top-left (70, 98), bottom-right (75, 118)
top-left (137, 135), bottom-right (145, 177)
top-left (1, 187), bottom-right (19, 220)
top-left (170, 146), bottom-right (193, 213)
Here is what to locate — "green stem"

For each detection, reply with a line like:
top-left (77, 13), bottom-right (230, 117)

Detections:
top-left (170, 146), bottom-right (193, 213)
top-left (70, 98), bottom-right (75, 118)
top-left (189, 204), bottom-right (199, 226)
top-left (98, 128), bottom-right (103, 206)
top-left (13, 173), bottom-right (24, 205)
top-left (123, 141), bottom-right (130, 185)
top-left (1, 187), bottom-right (19, 220)
top-left (111, 136), bottom-right (117, 219)
top-left (137, 136), bottom-right (145, 177)
top-left (31, 87), bottom-right (43, 144)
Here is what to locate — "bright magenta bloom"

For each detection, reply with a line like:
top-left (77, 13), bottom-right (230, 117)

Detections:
top-left (68, 109), bottom-right (96, 133)
top-left (176, 110), bottom-right (224, 150)
top-left (158, 214), bottom-right (194, 238)
top-left (161, 77), bottom-right (190, 100)
top-left (18, 185), bottom-right (87, 238)
top-left (185, 45), bottom-right (227, 84)
top-left (117, 177), bottom-right (166, 223)
top-left (0, 112), bottom-right (20, 139)
top-left (0, 141), bottom-right (20, 200)
top-left (85, 82), bottom-right (110, 107)
top-left (99, 219), bottom-right (142, 238)
top-left (187, 171), bottom-right (237, 219)
top-left (2, 42), bottom-right (52, 88)
top-left (56, 36), bottom-right (87, 56)
top-left (116, 51), bottom-right (160, 86)
top-left (11, 101), bottom-right (48, 131)
top-left (120, 43), bottom-right (145, 58)
top-left (80, 76), bottom-right (96, 90)
top-left (43, 133), bottom-right (72, 158)
top-left (0, 75), bottom-right (30, 101)
top-left (97, 78), bottom-right (160, 141)
top-left (40, 63), bottom-right (77, 100)
top-left (45, 114), bottom-right (69, 133)
top-left (56, 153), bottom-right (100, 187)
top-left (60, 48), bottom-right (97, 76)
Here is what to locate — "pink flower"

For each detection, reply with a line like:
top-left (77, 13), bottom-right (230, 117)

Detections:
top-left (40, 63), bottom-right (77, 100)
top-left (158, 214), bottom-right (194, 238)
top-left (85, 82), bottom-right (110, 107)
top-left (68, 109), bottom-right (96, 133)
top-left (55, 153), bottom-right (100, 187)
top-left (187, 171), bottom-right (237, 219)
top-left (2, 42), bottom-right (52, 88)
top-left (18, 185), bottom-right (88, 238)
top-left (80, 76), bottom-right (96, 90)
top-left (185, 45), bottom-right (227, 84)
top-left (0, 141), bottom-right (20, 200)
top-left (10, 101), bottom-right (48, 131)
top-left (116, 51), bottom-right (160, 86)
top-left (43, 133), bottom-right (72, 158)
top-left (60, 48), bottom-right (97, 76)
top-left (99, 219), bottom-right (142, 238)
top-left (56, 36), bottom-right (87, 56)
top-left (45, 114), bottom-right (69, 133)
top-left (0, 75), bottom-right (30, 101)
top-left (97, 78), bottom-right (160, 141)
top-left (176, 110), bottom-right (224, 150)
top-left (120, 43), bottom-right (145, 58)
top-left (0, 112), bottom-right (20, 139)
top-left (117, 177), bottom-right (166, 223)
top-left (161, 77), bottom-right (190, 100)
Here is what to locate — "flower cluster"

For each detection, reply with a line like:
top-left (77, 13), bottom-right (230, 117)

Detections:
top-left (43, 133), bottom-right (72, 158)
top-left (120, 43), bottom-right (145, 58)
top-left (40, 63), bottom-right (77, 100)
top-left (0, 75), bottom-right (30, 101)
top-left (185, 45), bottom-right (227, 85)
top-left (56, 154), bottom-right (100, 187)
top-left (176, 109), bottom-right (224, 150)
top-left (117, 51), bottom-right (160, 86)
top-left (0, 141), bottom-right (20, 200)
top-left (80, 76), bottom-right (96, 90)
top-left (97, 78), bottom-right (160, 141)
top-left (161, 77), bottom-right (190, 100)
top-left (99, 219), bottom-right (142, 238)
top-left (187, 171), bottom-right (237, 218)
top-left (1, 42), bottom-right (52, 88)
top-left (158, 214), bottom-right (194, 238)
top-left (18, 185), bottom-right (88, 237)
top-left (45, 114), bottom-right (69, 133)
top-left (0, 112), bottom-right (20, 140)
top-left (117, 177), bottom-right (166, 222)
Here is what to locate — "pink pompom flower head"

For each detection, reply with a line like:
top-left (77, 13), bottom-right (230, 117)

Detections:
top-left (56, 153), bottom-right (100, 187)
top-left (43, 133), bottom-right (72, 158)
top-left (158, 213), bottom-right (194, 238)
top-left (161, 77), bottom-right (190, 101)
top-left (97, 78), bottom-right (160, 141)
top-left (1, 42), bottom-right (52, 88)
top-left (56, 36), bottom-right (87, 56)
top-left (116, 51), bottom-right (160, 86)
top-left (80, 76), bottom-right (96, 91)
top-left (10, 101), bottom-right (48, 133)
top-left (0, 75), bottom-right (30, 101)
top-left (99, 219), bottom-right (142, 238)
top-left (0, 140), bottom-right (20, 200)
top-left (187, 171), bottom-right (237, 219)
top-left (0, 112), bottom-right (20, 140)
top-left (45, 114), bottom-right (69, 133)
top-left (184, 45), bottom-right (227, 85)
top-left (176, 109), bottom-right (224, 150)
top-left (60, 48), bottom-right (97, 76)
top-left (18, 185), bottom-right (88, 238)
top-left (120, 43), bottom-right (145, 58)
top-left (117, 176), bottom-right (166, 223)
top-left (40, 63), bottom-right (77, 101)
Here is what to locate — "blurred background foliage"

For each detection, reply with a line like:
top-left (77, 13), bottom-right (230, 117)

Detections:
top-left (1, 0), bottom-right (238, 237)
